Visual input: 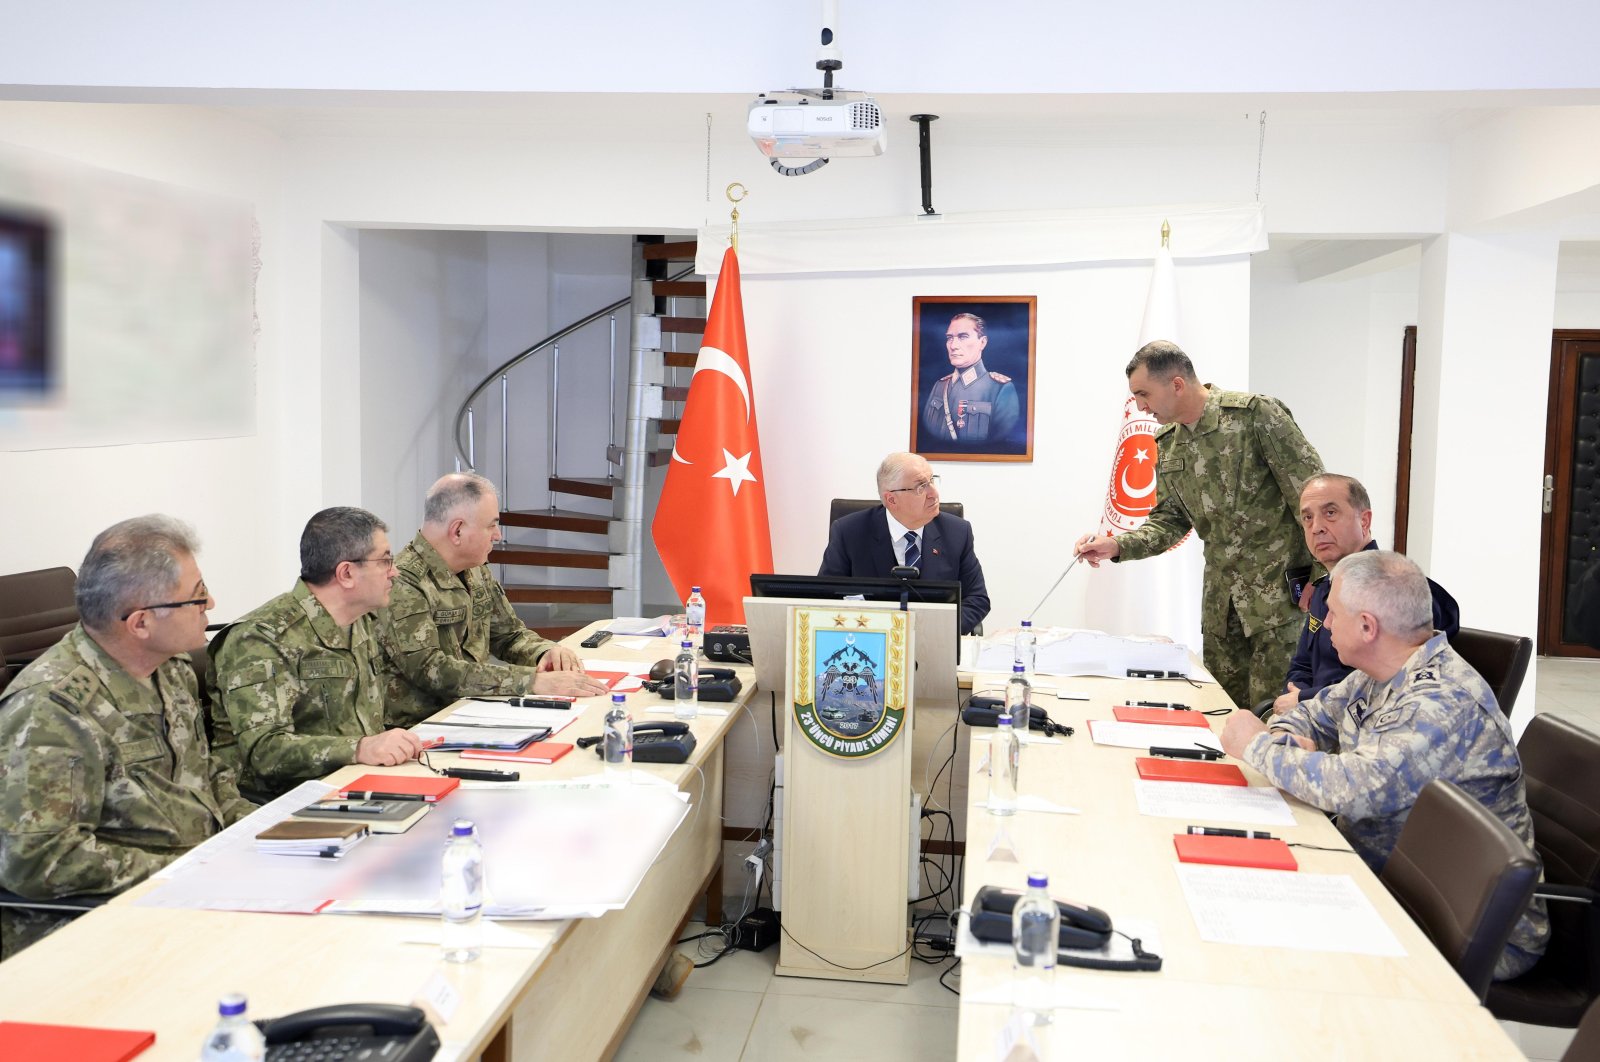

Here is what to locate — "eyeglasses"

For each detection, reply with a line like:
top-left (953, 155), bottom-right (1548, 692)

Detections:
top-left (345, 554), bottom-right (395, 568)
top-left (887, 475), bottom-right (940, 497)
top-left (120, 585), bottom-right (211, 621)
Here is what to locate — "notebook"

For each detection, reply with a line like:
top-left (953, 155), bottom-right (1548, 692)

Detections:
top-left (461, 740), bottom-right (574, 765)
top-left (0, 1022), bottom-right (154, 1062)
top-left (1134, 757), bottom-right (1248, 786)
top-left (1173, 833), bottom-right (1298, 871)
top-left (337, 774), bottom-right (459, 802)
top-left (255, 819), bottom-right (369, 858)
top-left (293, 798), bottom-right (433, 834)
top-left (1113, 706), bottom-right (1212, 728)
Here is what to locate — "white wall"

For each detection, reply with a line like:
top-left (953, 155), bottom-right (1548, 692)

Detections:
top-left (358, 229), bottom-right (489, 541)
top-left (0, 102), bottom-right (287, 622)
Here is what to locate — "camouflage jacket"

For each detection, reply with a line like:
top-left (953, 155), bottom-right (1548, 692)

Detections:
top-left (1114, 387), bottom-right (1322, 639)
top-left (1244, 633), bottom-right (1549, 962)
top-left (210, 580), bottom-right (386, 797)
top-left (0, 625), bottom-right (253, 900)
top-left (377, 531), bottom-right (555, 727)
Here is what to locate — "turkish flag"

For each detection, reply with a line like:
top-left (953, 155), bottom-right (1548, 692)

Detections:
top-left (652, 246), bottom-right (773, 626)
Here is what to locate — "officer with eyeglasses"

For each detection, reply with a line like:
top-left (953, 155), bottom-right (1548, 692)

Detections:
top-left (210, 506), bottom-right (425, 799)
top-left (819, 452), bottom-right (991, 635)
top-left (0, 515), bottom-right (257, 958)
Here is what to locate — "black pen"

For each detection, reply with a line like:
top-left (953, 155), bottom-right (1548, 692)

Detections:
top-left (1149, 745), bottom-right (1222, 761)
top-left (1187, 826), bottom-right (1275, 840)
top-left (315, 802), bottom-right (387, 815)
top-left (343, 790), bottom-right (429, 802)
top-left (1136, 700), bottom-right (1192, 711)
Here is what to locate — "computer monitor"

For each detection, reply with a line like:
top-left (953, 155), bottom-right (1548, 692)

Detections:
top-left (742, 574), bottom-right (961, 713)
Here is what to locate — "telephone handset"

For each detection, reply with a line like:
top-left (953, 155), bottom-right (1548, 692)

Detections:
top-left (258, 1002), bottom-right (440, 1061)
top-left (578, 720), bottom-right (698, 763)
top-left (969, 885), bottom-right (1163, 972)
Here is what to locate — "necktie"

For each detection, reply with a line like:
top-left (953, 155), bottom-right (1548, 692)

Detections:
top-left (904, 531), bottom-right (921, 569)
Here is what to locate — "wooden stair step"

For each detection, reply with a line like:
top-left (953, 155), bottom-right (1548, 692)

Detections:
top-left (664, 351), bottom-right (697, 369)
top-left (661, 385), bottom-right (690, 403)
top-left (500, 508), bottom-right (610, 535)
top-left (503, 583), bottom-right (614, 605)
top-left (652, 280), bottom-right (706, 297)
top-left (642, 241), bottom-right (699, 261)
top-left (659, 316), bottom-right (705, 335)
top-left (658, 419), bottom-right (680, 435)
top-left (491, 543), bottom-right (612, 570)
top-left (530, 623), bottom-right (585, 640)
top-left (548, 476), bottom-right (616, 500)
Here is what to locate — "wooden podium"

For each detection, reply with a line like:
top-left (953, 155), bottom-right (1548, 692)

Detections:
top-left (744, 599), bottom-right (958, 985)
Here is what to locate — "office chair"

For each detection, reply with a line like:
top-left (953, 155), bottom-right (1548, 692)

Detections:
top-left (1382, 778), bottom-right (1542, 1003)
top-left (0, 566), bottom-right (78, 696)
top-left (1453, 626), bottom-right (1534, 719)
top-left (1488, 714), bottom-right (1600, 1028)
top-left (1563, 996), bottom-right (1600, 1062)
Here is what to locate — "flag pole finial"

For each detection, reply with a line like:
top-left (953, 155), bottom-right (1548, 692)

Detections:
top-left (1161, 219), bottom-right (1171, 249)
top-left (726, 183), bottom-right (748, 251)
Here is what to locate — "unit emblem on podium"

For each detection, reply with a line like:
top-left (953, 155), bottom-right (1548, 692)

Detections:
top-left (789, 608), bottom-right (911, 760)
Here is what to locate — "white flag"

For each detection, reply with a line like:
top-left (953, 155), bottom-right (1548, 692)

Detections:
top-left (1082, 243), bottom-right (1205, 653)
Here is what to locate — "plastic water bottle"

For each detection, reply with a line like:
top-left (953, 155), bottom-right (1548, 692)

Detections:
top-left (603, 693), bottom-right (632, 776)
top-left (989, 712), bottom-right (1019, 816)
top-left (1014, 619), bottom-right (1037, 674)
top-left (441, 819), bottom-right (484, 963)
top-left (673, 640), bottom-right (699, 722)
top-left (684, 585), bottom-right (706, 648)
top-left (1005, 663), bottom-right (1033, 734)
top-left (1012, 871), bottom-right (1060, 1025)
top-left (200, 993), bottom-right (266, 1062)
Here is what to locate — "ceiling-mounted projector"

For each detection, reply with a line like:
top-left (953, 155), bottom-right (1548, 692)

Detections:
top-left (747, 90), bottom-right (886, 159)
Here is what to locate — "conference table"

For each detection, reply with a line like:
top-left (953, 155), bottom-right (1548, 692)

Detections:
top-left (0, 623), bottom-right (754, 1062)
top-left (953, 668), bottom-right (1524, 1060)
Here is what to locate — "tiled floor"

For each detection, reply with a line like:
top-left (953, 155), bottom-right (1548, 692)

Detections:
top-left (618, 657), bottom-right (1600, 1061)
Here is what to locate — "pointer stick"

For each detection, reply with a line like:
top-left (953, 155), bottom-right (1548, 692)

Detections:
top-left (1025, 543), bottom-right (1090, 623)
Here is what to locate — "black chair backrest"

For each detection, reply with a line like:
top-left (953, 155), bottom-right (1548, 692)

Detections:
top-left (0, 566), bottom-right (78, 671)
top-left (1381, 778), bottom-right (1541, 1002)
top-left (1564, 995), bottom-right (1600, 1062)
top-left (828, 498), bottom-right (965, 526)
top-left (1452, 626), bottom-right (1533, 718)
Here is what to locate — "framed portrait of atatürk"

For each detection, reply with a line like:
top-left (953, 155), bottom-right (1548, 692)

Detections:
top-left (910, 295), bottom-right (1036, 462)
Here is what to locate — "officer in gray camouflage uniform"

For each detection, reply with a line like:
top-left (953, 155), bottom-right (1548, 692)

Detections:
top-left (379, 473), bottom-right (606, 728)
top-left (920, 313), bottom-right (1021, 446)
top-left (210, 507), bottom-right (424, 799)
top-left (0, 516), bottom-right (255, 958)
top-left (1221, 550), bottom-right (1548, 980)
top-left (1076, 340), bottom-right (1322, 710)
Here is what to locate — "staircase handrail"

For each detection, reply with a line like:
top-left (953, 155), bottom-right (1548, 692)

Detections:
top-left (452, 265), bottom-right (695, 471)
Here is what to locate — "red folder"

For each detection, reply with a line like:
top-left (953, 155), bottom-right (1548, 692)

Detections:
top-left (1113, 706), bottom-right (1211, 728)
top-left (1174, 834), bottom-right (1298, 871)
top-left (461, 741), bottom-right (573, 765)
top-left (1135, 757), bottom-right (1247, 786)
top-left (0, 1022), bottom-right (155, 1062)
top-left (338, 773), bottom-right (459, 802)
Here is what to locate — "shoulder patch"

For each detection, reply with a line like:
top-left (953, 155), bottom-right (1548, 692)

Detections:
top-left (987, 371), bottom-right (1013, 384)
top-left (1218, 390), bottom-right (1253, 409)
top-left (1153, 423), bottom-right (1176, 441)
top-left (48, 666), bottom-right (98, 711)
top-left (223, 658), bottom-right (276, 692)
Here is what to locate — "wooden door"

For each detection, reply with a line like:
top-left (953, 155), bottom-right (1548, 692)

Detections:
top-left (1538, 330), bottom-right (1600, 657)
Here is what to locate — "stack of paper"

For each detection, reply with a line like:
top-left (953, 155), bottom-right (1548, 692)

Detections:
top-left (255, 819), bottom-right (369, 858)
top-left (442, 700), bottom-right (584, 736)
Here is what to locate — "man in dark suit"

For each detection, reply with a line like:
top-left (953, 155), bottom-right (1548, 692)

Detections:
top-left (818, 452), bottom-right (991, 635)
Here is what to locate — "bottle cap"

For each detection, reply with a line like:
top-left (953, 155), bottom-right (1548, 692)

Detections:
top-left (1027, 872), bottom-right (1049, 889)
top-left (681, 640), bottom-right (694, 650)
top-left (1012, 663), bottom-right (1026, 673)
top-left (998, 713), bottom-right (1012, 725)
top-left (1021, 619), bottom-right (1032, 628)
top-left (611, 692), bottom-right (626, 704)
top-left (691, 585), bottom-right (702, 592)
top-left (451, 819), bottom-right (475, 837)
top-left (218, 993), bottom-right (248, 1017)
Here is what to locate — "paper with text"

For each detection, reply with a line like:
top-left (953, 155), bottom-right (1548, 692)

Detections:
top-left (1175, 863), bottom-right (1406, 956)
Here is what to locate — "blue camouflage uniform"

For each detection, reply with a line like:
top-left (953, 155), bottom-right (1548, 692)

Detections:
top-left (1281, 540), bottom-right (1462, 703)
top-left (1242, 632), bottom-right (1549, 980)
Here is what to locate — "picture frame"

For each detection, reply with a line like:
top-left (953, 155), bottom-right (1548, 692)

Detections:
top-left (910, 295), bottom-right (1036, 462)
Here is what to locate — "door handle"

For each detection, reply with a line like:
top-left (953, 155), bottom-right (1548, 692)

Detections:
top-left (1543, 474), bottom-right (1554, 514)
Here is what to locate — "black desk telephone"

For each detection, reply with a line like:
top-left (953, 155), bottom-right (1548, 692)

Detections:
top-left (969, 885), bottom-right (1162, 972)
top-left (258, 1003), bottom-right (439, 1061)
top-left (578, 720), bottom-right (698, 763)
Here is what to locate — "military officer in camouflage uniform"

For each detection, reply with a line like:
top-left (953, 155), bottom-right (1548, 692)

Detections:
top-left (1221, 550), bottom-right (1548, 980)
top-left (1075, 340), bottom-right (1322, 710)
top-left (211, 507), bottom-right (424, 798)
top-left (0, 516), bottom-right (255, 958)
top-left (920, 313), bottom-right (1021, 446)
top-left (379, 473), bottom-right (606, 728)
